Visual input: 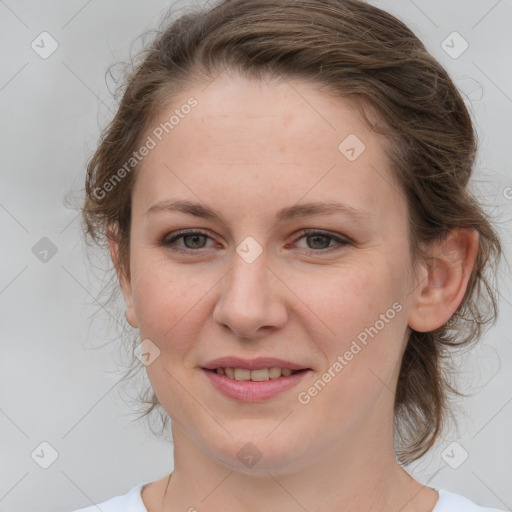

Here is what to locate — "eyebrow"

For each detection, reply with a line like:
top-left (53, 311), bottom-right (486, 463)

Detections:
top-left (145, 199), bottom-right (372, 224)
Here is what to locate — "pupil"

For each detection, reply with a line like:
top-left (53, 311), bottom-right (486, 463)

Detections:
top-left (185, 234), bottom-right (206, 249)
top-left (308, 235), bottom-right (329, 249)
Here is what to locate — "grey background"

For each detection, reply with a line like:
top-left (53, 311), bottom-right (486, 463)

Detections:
top-left (1, 1), bottom-right (511, 511)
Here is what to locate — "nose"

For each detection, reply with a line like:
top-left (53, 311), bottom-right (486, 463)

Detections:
top-left (212, 252), bottom-right (288, 340)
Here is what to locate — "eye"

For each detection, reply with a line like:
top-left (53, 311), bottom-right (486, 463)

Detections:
top-left (161, 229), bottom-right (350, 256)
top-left (161, 230), bottom-right (216, 254)
top-left (290, 229), bottom-right (350, 255)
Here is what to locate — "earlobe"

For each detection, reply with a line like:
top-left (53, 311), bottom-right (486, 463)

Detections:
top-left (107, 226), bottom-right (139, 329)
top-left (408, 228), bottom-right (479, 332)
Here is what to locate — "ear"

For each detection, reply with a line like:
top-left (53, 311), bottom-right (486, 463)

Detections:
top-left (107, 224), bottom-right (139, 329)
top-left (408, 228), bottom-right (479, 332)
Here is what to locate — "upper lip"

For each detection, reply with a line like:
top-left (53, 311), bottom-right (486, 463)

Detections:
top-left (202, 357), bottom-right (310, 371)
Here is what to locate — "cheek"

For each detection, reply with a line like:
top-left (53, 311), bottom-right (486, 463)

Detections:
top-left (301, 258), bottom-right (408, 399)
top-left (129, 252), bottom-right (206, 349)
top-left (295, 265), bottom-right (407, 434)
top-left (297, 258), bottom-right (403, 341)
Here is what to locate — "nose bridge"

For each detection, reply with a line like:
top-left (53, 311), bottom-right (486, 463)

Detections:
top-left (233, 247), bottom-right (269, 294)
top-left (213, 246), bottom-right (286, 338)
top-left (225, 232), bottom-right (272, 300)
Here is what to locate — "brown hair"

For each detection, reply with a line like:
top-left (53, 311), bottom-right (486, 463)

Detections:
top-left (81, 0), bottom-right (503, 464)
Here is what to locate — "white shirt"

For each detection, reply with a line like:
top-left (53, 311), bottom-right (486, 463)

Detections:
top-left (71, 481), bottom-right (508, 512)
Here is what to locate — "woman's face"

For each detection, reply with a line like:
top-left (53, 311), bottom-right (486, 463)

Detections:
top-left (117, 71), bottom-right (422, 473)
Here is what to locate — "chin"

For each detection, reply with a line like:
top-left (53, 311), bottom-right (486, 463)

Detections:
top-left (205, 428), bottom-right (312, 475)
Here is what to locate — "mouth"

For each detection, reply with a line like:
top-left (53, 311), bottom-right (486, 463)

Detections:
top-left (203, 367), bottom-right (306, 381)
top-left (201, 358), bottom-right (312, 401)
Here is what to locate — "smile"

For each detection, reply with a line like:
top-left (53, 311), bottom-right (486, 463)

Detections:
top-left (202, 367), bottom-right (311, 401)
top-left (211, 367), bottom-right (301, 381)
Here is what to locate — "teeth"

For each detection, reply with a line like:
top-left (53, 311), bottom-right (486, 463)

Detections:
top-left (234, 368), bottom-right (251, 381)
top-left (249, 369), bottom-right (269, 381)
top-left (268, 367), bottom-right (282, 379)
top-left (215, 367), bottom-right (299, 380)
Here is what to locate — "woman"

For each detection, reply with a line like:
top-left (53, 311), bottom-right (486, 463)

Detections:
top-left (74, 0), bottom-right (506, 510)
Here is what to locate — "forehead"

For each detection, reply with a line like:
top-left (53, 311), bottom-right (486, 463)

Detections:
top-left (133, 72), bottom-right (405, 224)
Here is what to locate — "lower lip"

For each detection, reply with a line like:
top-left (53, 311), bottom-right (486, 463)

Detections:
top-left (202, 368), bottom-right (311, 401)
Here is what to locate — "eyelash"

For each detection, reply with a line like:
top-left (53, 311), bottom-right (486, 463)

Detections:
top-left (161, 229), bottom-right (350, 256)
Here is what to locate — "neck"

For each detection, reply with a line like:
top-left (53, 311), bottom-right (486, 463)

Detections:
top-left (160, 419), bottom-right (433, 512)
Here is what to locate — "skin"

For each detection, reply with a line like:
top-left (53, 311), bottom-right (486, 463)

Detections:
top-left (109, 70), bottom-right (479, 512)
